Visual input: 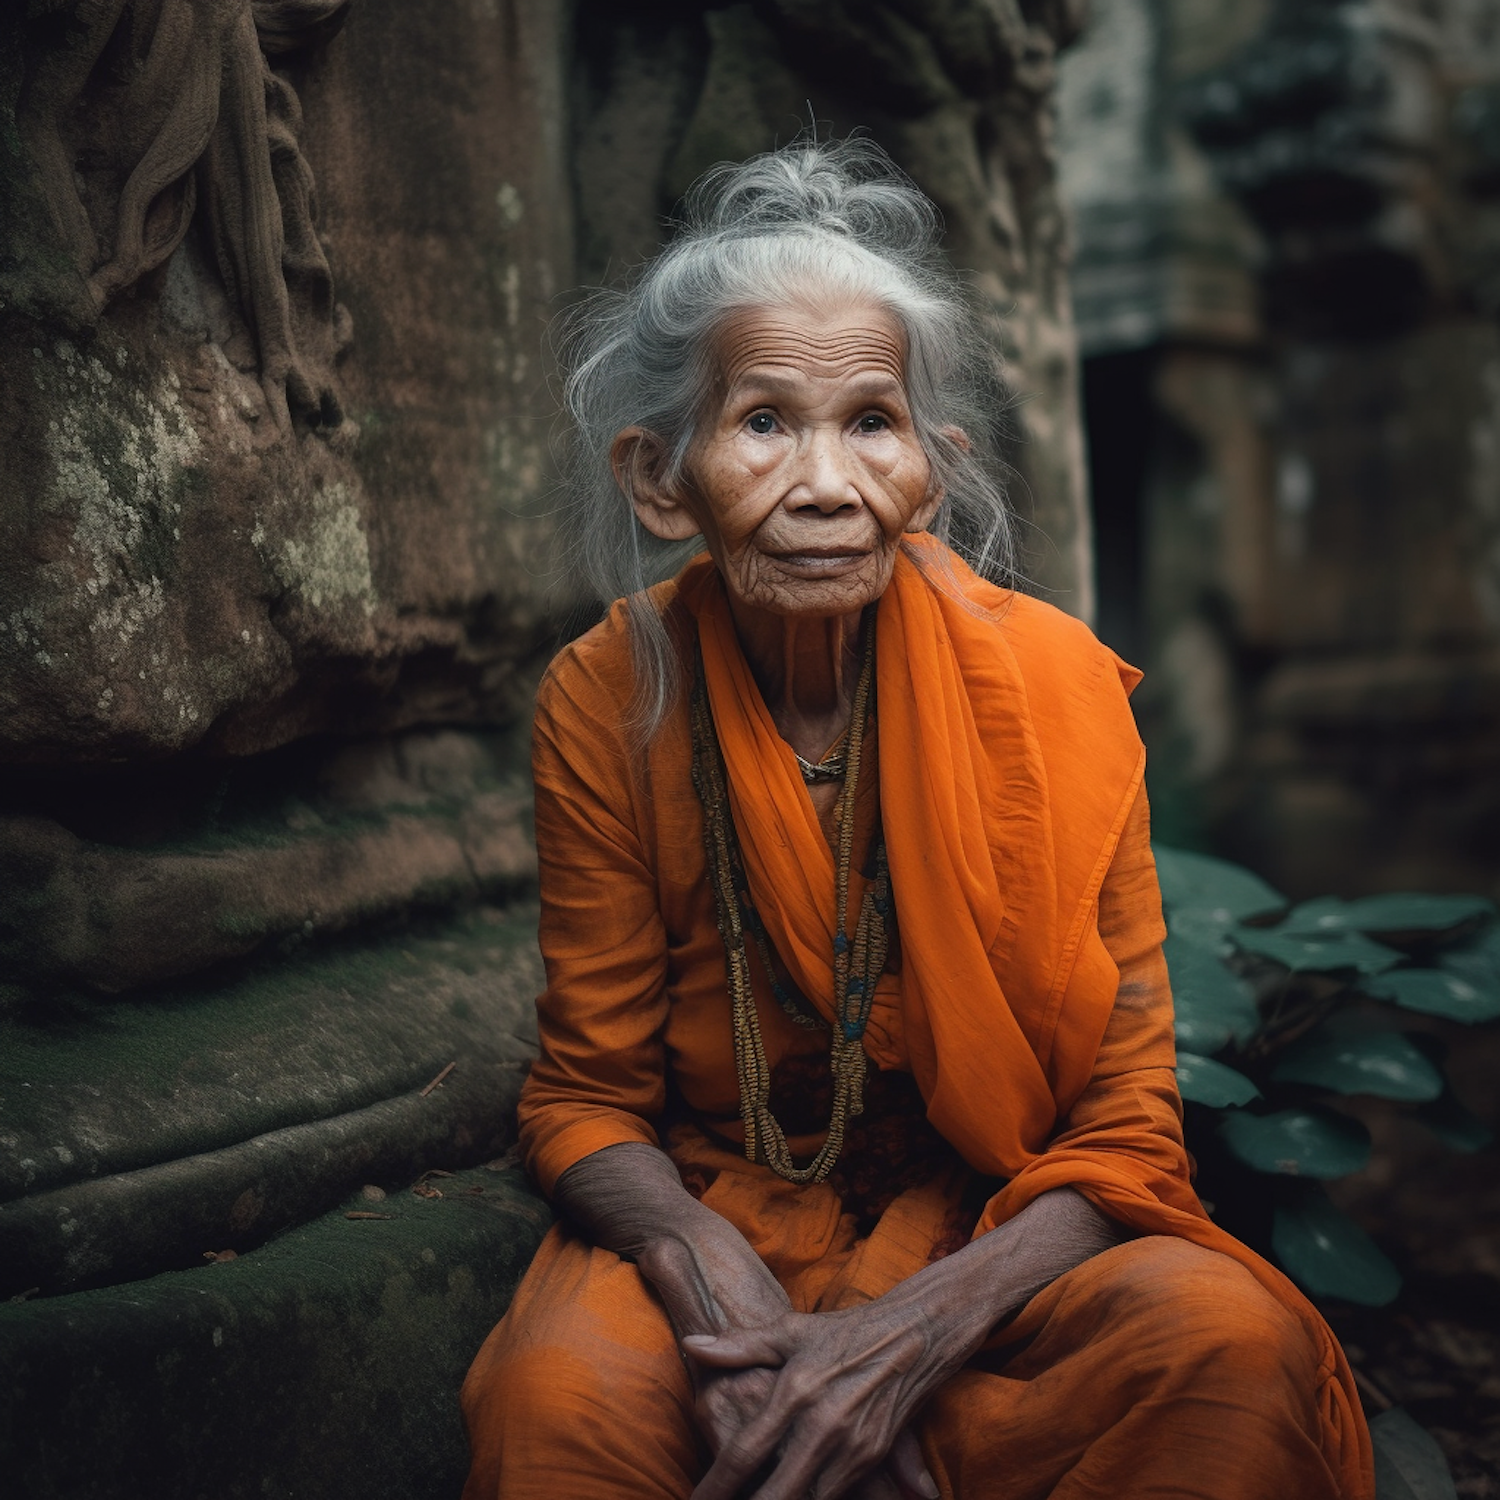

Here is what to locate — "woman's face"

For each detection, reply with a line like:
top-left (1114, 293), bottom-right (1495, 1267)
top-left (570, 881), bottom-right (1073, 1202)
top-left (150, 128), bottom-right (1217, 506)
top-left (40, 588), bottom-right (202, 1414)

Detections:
top-left (625, 296), bottom-right (940, 621)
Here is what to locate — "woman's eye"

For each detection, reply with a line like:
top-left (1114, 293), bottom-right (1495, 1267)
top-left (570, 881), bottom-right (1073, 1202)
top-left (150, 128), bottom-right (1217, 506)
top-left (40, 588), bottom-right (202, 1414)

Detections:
top-left (747, 412), bottom-right (777, 435)
top-left (856, 413), bottom-right (889, 433)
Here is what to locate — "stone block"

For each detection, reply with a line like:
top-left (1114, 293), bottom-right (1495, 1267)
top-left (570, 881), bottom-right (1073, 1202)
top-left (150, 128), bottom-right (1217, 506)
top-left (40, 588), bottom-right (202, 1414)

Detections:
top-left (0, 1167), bottom-right (552, 1500)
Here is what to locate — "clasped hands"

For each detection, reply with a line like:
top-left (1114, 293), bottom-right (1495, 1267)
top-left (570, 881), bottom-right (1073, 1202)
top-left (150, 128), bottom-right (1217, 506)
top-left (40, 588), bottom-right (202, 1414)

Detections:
top-left (673, 1271), bottom-right (989, 1500)
top-left (555, 1145), bottom-right (1116, 1500)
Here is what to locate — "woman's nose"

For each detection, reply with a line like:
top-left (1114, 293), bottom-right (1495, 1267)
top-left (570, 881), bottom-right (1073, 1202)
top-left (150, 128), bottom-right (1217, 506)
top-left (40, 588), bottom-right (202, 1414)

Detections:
top-left (786, 428), bottom-right (861, 512)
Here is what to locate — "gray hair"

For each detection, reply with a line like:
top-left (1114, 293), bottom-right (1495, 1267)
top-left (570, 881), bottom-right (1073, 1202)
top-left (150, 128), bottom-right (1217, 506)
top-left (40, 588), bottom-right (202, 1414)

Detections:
top-left (557, 136), bottom-right (1017, 738)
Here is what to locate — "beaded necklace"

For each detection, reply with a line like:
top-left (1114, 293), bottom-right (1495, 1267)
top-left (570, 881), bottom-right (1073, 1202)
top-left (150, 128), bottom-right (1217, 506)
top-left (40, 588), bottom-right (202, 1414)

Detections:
top-left (689, 623), bottom-right (891, 1184)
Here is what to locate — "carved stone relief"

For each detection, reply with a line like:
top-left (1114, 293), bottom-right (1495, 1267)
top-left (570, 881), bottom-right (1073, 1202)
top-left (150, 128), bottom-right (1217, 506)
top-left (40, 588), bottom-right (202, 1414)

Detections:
top-left (12, 0), bottom-right (353, 432)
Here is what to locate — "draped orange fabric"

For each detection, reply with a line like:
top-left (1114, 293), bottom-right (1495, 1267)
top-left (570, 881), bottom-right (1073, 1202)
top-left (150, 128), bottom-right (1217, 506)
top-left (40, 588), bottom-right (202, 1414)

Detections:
top-left (491, 538), bottom-right (1374, 1499)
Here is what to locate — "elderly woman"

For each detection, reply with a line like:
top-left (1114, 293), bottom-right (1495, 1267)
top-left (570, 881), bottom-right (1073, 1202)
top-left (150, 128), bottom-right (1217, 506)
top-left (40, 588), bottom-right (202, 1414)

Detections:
top-left (460, 141), bottom-right (1373, 1500)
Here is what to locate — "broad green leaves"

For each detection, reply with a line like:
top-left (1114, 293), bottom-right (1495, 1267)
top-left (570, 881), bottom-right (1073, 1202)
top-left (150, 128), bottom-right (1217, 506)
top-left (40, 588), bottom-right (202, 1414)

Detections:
top-left (1176, 1053), bottom-right (1260, 1108)
top-left (1363, 967), bottom-right (1500, 1024)
top-left (1368, 1407), bottom-right (1460, 1499)
top-left (1219, 1107), bottom-right (1371, 1178)
top-left (1442, 924), bottom-right (1500, 988)
top-left (1164, 935), bottom-right (1261, 1053)
top-left (1153, 844), bottom-right (1497, 1316)
top-left (1271, 1184), bottom-right (1400, 1306)
top-left (1231, 926), bottom-right (1401, 976)
top-left (1154, 846), bottom-right (1285, 923)
top-left (1278, 893), bottom-right (1495, 940)
top-left (1271, 1032), bottom-right (1444, 1102)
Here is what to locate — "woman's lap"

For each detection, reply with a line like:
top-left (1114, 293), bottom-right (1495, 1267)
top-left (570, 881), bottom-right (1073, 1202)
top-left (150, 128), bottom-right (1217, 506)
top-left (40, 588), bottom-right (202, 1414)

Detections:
top-left (461, 1228), bottom-right (1339, 1500)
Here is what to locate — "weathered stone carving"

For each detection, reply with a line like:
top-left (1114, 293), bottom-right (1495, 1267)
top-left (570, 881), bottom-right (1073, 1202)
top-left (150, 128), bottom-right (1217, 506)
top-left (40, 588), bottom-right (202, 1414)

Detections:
top-left (0, 3), bottom-right (1108, 1490)
top-left (1179, 0), bottom-right (1446, 335)
top-left (1057, 0), bottom-right (1500, 897)
top-left (11, 0), bottom-right (352, 431)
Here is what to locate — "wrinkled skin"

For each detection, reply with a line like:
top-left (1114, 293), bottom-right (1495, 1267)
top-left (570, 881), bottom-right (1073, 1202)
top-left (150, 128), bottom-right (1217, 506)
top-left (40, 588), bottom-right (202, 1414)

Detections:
top-left (614, 296), bottom-right (940, 773)
top-left (570, 298), bottom-right (1124, 1498)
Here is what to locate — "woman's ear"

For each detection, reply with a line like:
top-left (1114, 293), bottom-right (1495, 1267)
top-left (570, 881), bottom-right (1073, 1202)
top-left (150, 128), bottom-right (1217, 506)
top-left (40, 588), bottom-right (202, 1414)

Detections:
top-left (612, 428), bottom-right (701, 542)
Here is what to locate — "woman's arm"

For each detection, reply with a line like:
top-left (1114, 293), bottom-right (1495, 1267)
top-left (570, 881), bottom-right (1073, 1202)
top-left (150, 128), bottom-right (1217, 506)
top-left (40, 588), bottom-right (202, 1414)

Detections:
top-left (683, 1186), bottom-right (1120, 1500)
top-left (554, 1141), bottom-right (791, 1335)
top-left (553, 1142), bottom-right (809, 1483)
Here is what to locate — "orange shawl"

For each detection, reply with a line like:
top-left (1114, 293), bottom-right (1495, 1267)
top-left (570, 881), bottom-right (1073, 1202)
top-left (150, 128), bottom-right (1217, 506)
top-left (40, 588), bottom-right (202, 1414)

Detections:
top-left (687, 536), bottom-right (1372, 1496)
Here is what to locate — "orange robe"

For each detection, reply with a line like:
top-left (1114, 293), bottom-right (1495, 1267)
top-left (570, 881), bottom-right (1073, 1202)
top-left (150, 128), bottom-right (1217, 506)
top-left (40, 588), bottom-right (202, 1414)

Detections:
top-left (462, 539), bottom-right (1375, 1499)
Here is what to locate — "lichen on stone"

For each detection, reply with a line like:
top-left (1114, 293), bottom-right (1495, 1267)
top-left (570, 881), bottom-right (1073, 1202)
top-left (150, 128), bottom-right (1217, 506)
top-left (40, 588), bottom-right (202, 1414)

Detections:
top-left (255, 480), bottom-right (377, 615)
top-left (38, 340), bottom-right (202, 658)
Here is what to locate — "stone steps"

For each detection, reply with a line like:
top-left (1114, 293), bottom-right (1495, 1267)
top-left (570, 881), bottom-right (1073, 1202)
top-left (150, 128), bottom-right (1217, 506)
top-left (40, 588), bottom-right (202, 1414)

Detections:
top-left (0, 1165), bottom-right (552, 1499)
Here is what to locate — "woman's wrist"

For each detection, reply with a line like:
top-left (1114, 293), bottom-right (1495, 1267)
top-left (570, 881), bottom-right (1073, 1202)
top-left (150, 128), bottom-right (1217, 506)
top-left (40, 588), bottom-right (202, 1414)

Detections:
top-left (554, 1142), bottom-right (790, 1337)
top-left (879, 1188), bottom-right (1123, 1355)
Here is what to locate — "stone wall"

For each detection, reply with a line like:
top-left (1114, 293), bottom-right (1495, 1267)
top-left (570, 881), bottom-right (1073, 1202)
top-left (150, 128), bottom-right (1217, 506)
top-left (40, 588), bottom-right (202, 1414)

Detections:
top-left (1059, 0), bottom-right (1500, 900)
top-left (0, 3), bottom-right (1093, 1487)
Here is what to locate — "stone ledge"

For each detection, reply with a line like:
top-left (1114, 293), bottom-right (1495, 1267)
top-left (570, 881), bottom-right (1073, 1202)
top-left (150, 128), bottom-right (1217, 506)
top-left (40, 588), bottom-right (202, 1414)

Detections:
top-left (0, 1166), bottom-right (553, 1500)
top-left (0, 774), bottom-right (536, 995)
top-left (0, 904), bottom-right (542, 1207)
top-left (0, 1057), bottom-right (528, 1298)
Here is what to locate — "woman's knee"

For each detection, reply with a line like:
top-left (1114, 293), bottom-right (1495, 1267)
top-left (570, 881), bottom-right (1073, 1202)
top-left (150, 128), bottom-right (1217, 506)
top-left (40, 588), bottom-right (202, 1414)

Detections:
top-left (1091, 1236), bottom-right (1321, 1391)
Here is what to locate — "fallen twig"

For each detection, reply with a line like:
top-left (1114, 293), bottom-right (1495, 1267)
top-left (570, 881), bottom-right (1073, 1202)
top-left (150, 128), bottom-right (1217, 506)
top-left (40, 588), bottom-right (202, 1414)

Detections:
top-left (1351, 1365), bottom-right (1394, 1413)
top-left (345, 1211), bottom-right (393, 1221)
top-left (419, 1060), bottom-right (457, 1097)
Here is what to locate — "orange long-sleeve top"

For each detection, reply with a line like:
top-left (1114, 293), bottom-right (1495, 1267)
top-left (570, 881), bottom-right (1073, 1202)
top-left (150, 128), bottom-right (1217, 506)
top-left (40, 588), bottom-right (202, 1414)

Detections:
top-left (517, 550), bottom-right (1175, 1211)
top-left (513, 543), bottom-right (1371, 1498)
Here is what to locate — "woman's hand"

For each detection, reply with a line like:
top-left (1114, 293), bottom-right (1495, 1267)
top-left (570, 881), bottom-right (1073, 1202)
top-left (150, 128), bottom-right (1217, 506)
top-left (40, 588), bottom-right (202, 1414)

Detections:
top-left (694, 1361), bottom-right (932, 1500)
top-left (683, 1187), bottom-right (1123, 1500)
top-left (683, 1296), bottom-right (959, 1500)
top-left (557, 1146), bottom-right (1120, 1499)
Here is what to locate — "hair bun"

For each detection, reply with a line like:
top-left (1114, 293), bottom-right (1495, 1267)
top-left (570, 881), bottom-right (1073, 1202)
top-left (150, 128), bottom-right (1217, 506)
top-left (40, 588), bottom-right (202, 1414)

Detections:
top-left (679, 137), bottom-right (941, 262)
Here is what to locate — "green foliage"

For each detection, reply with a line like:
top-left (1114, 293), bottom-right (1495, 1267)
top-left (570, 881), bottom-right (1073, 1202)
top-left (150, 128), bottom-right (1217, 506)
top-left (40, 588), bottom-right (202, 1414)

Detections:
top-left (1156, 844), bottom-right (1499, 1309)
top-left (1278, 893), bottom-right (1495, 941)
top-left (1175, 1053), bottom-right (1260, 1107)
top-left (1362, 968), bottom-right (1500, 1023)
top-left (1219, 1106), bottom-right (1371, 1178)
top-left (1270, 1033), bottom-right (1444, 1103)
top-left (1164, 935), bottom-right (1261, 1053)
top-left (1272, 1182), bottom-right (1401, 1307)
top-left (1153, 846), bottom-right (1285, 922)
top-left (1368, 1407), bottom-right (1461, 1500)
top-left (1230, 926), bottom-right (1401, 976)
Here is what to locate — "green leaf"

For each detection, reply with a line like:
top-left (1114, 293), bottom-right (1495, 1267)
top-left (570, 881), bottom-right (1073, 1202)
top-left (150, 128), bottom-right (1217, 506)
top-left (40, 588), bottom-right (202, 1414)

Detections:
top-left (1362, 967), bottom-right (1500, 1024)
top-left (1271, 1032), bottom-right (1444, 1102)
top-left (1278, 893), bottom-right (1495, 941)
top-left (1176, 1053), bottom-right (1261, 1108)
top-left (1417, 1091), bottom-right (1495, 1153)
top-left (1439, 922), bottom-right (1500, 991)
top-left (1164, 935), bottom-right (1262, 1053)
top-left (1231, 926), bottom-right (1402, 976)
top-left (1272, 1183), bottom-right (1401, 1306)
top-left (1165, 906), bottom-right (1238, 951)
top-left (1154, 845), bottom-right (1285, 923)
top-left (1368, 1407), bottom-right (1459, 1500)
top-left (1219, 1107), bottom-right (1371, 1178)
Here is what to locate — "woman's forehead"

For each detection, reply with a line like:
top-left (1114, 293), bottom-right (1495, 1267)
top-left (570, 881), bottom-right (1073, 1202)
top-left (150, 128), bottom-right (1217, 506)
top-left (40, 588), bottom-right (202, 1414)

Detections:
top-left (712, 297), bottom-right (908, 392)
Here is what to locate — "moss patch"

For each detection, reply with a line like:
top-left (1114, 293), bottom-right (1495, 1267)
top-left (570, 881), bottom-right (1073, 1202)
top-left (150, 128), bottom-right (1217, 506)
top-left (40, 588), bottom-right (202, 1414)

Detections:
top-left (0, 1167), bottom-right (553, 1500)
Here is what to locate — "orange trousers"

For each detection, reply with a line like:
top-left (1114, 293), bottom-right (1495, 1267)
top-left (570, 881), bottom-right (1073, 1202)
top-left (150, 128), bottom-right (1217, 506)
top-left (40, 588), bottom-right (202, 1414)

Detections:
top-left (461, 1227), bottom-right (1343, 1499)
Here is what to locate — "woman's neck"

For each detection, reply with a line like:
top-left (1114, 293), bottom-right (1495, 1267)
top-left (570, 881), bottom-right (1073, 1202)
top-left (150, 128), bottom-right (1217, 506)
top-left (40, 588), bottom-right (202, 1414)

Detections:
top-left (727, 600), bottom-right (865, 763)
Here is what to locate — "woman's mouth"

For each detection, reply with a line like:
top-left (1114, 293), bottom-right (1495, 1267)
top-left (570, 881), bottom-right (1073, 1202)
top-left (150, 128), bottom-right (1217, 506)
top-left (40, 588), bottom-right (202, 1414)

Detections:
top-left (769, 549), bottom-right (873, 576)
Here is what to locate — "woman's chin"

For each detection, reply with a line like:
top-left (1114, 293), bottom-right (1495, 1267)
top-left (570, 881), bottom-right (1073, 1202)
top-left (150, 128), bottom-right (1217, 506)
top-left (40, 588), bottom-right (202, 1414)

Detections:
top-left (734, 556), bottom-right (892, 619)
